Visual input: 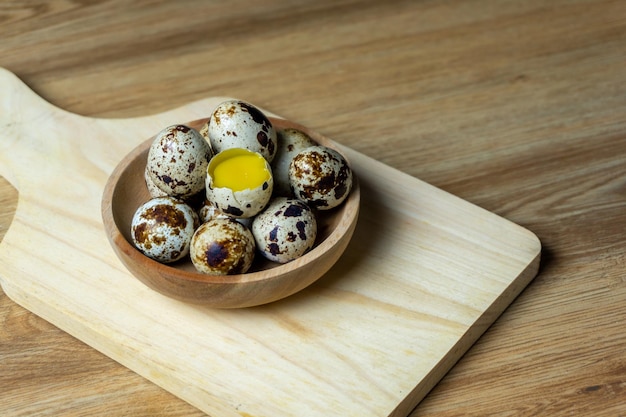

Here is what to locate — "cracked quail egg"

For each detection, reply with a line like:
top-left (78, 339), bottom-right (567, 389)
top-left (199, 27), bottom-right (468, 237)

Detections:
top-left (146, 124), bottom-right (213, 199)
top-left (190, 217), bottom-right (256, 275)
top-left (289, 145), bottom-right (353, 210)
top-left (205, 100), bottom-right (277, 162)
top-left (131, 196), bottom-right (200, 263)
top-left (205, 147), bottom-right (273, 218)
top-left (252, 197), bottom-right (317, 264)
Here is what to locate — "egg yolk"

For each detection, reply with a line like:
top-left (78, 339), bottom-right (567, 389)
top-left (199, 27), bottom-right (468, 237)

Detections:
top-left (210, 148), bottom-right (270, 192)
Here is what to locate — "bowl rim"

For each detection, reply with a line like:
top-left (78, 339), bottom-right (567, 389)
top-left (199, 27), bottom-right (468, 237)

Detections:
top-left (101, 116), bottom-right (360, 286)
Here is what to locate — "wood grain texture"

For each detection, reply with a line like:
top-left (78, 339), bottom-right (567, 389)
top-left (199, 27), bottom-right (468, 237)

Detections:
top-left (1, 0), bottom-right (625, 416)
top-left (0, 68), bottom-right (539, 416)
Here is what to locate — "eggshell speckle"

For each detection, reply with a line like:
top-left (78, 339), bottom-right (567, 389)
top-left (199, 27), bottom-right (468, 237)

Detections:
top-left (198, 199), bottom-right (253, 228)
top-left (289, 146), bottom-right (353, 210)
top-left (147, 124), bottom-right (213, 199)
top-left (271, 128), bottom-right (317, 197)
top-left (198, 199), bottom-right (221, 224)
top-left (131, 197), bottom-right (199, 263)
top-left (206, 100), bottom-right (277, 162)
top-left (190, 218), bottom-right (256, 275)
top-left (252, 197), bottom-right (317, 263)
top-left (144, 165), bottom-right (168, 198)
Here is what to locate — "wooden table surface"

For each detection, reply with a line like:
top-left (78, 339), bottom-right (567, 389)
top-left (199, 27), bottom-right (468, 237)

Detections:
top-left (1, 1), bottom-right (625, 416)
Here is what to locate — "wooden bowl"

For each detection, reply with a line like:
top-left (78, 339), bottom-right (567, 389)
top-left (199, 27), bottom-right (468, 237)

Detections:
top-left (101, 117), bottom-right (360, 308)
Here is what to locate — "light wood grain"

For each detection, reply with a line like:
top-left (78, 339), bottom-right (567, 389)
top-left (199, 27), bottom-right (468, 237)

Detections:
top-left (1, 0), bottom-right (625, 416)
top-left (0, 68), bottom-right (538, 416)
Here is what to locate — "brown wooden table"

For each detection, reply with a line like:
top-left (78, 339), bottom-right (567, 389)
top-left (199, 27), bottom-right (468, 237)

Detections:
top-left (1, 1), bottom-right (625, 415)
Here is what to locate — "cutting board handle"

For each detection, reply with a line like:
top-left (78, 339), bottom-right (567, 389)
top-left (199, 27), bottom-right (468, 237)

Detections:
top-left (0, 68), bottom-right (143, 190)
top-left (0, 67), bottom-right (73, 187)
top-left (0, 67), bottom-right (230, 192)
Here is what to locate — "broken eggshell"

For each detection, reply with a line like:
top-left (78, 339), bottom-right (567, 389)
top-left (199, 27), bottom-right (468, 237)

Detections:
top-left (205, 148), bottom-right (274, 218)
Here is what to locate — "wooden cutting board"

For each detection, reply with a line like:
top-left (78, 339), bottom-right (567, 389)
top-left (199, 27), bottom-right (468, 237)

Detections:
top-left (0, 67), bottom-right (541, 417)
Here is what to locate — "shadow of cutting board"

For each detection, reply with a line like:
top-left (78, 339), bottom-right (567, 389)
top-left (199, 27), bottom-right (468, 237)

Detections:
top-left (0, 68), bottom-right (541, 417)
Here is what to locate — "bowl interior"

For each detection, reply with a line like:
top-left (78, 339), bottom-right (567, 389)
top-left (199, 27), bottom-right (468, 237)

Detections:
top-left (102, 117), bottom-right (359, 306)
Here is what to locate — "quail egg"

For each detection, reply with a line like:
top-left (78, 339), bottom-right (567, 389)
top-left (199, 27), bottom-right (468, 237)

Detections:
top-left (144, 165), bottom-right (168, 198)
top-left (190, 217), bottom-right (256, 275)
top-left (205, 148), bottom-right (273, 218)
top-left (252, 197), bottom-right (317, 263)
top-left (206, 100), bottom-right (277, 162)
top-left (131, 196), bottom-right (200, 263)
top-left (289, 145), bottom-right (353, 210)
top-left (198, 199), bottom-right (253, 228)
top-left (271, 128), bottom-right (317, 197)
top-left (146, 124), bottom-right (213, 199)
top-left (197, 199), bottom-right (221, 223)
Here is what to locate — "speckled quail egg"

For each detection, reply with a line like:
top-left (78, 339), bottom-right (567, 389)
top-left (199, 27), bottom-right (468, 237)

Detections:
top-left (190, 217), bottom-right (256, 275)
top-left (199, 121), bottom-right (210, 143)
top-left (144, 165), bottom-right (168, 198)
top-left (198, 199), bottom-right (221, 223)
top-left (252, 197), bottom-right (317, 263)
top-left (146, 124), bottom-right (213, 199)
top-left (271, 128), bottom-right (317, 197)
top-left (205, 148), bottom-right (273, 218)
top-left (131, 196), bottom-right (200, 263)
top-left (198, 199), bottom-right (253, 228)
top-left (289, 145), bottom-right (353, 210)
top-left (206, 100), bottom-right (277, 162)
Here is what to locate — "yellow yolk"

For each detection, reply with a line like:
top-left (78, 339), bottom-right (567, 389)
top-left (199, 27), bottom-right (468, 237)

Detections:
top-left (210, 148), bottom-right (270, 192)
